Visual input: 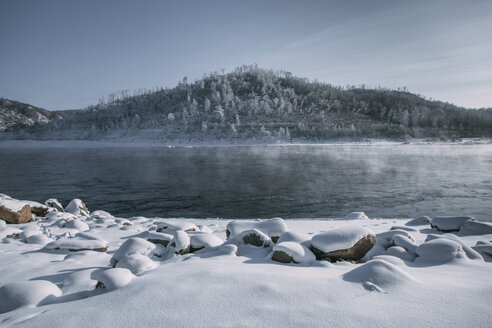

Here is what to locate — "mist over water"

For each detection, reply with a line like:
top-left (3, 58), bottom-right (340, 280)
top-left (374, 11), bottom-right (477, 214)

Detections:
top-left (0, 144), bottom-right (491, 221)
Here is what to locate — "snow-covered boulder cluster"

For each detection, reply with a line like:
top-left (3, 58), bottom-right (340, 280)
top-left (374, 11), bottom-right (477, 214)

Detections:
top-left (2, 194), bottom-right (492, 320)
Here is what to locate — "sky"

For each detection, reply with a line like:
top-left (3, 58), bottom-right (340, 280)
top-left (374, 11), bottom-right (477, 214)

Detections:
top-left (1, 0), bottom-right (491, 110)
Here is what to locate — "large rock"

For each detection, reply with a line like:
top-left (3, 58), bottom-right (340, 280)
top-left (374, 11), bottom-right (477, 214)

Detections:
top-left (0, 204), bottom-right (32, 224)
top-left (311, 226), bottom-right (376, 262)
top-left (430, 216), bottom-right (473, 232)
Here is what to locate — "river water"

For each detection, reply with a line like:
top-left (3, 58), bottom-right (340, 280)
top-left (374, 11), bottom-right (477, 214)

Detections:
top-left (0, 143), bottom-right (491, 221)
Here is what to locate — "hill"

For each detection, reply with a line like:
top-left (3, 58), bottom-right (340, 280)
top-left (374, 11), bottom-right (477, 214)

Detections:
top-left (0, 99), bottom-right (63, 132)
top-left (2, 66), bottom-right (491, 142)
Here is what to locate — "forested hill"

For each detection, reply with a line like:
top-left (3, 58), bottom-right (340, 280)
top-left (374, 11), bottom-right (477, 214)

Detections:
top-left (2, 66), bottom-right (492, 142)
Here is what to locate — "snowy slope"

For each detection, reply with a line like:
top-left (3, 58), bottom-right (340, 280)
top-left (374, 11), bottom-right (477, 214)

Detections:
top-left (0, 99), bottom-right (62, 131)
top-left (1, 198), bottom-right (491, 327)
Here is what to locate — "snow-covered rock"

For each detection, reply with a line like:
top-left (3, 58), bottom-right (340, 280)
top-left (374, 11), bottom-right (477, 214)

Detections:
top-left (416, 239), bottom-right (467, 263)
top-left (189, 233), bottom-right (223, 252)
top-left (226, 228), bottom-right (272, 248)
top-left (45, 237), bottom-right (108, 252)
top-left (362, 229), bottom-right (416, 261)
top-left (65, 199), bottom-right (90, 217)
top-left (226, 218), bottom-right (288, 242)
top-left (62, 268), bottom-right (99, 293)
top-left (311, 226), bottom-right (375, 261)
top-left (0, 280), bottom-right (62, 313)
top-left (92, 268), bottom-right (134, 291)
top-left (156, 220), bottom-right (198, 233)
top-left (110, 238), bottom-right (156, 266)
top-left (271, 242), bottom-right (315, 264)
top-left (90, 210), bottom-right (114, 222)
top-left (45, 198), bottom-right (64, 212)
top-left (342, 212), bottom-right (369, 220)
top-left (430, 216), bottom-right (473, 232)
top-left (406, 216), bottom-right (430, 226)
top-left (115, 254), bottom-right (158, 275)
top-left (473, 241), bottom-right (492, 257)
top-left (25, 233), bottom-right (52, 245)
top-left (171, 230), bottom-right (191, 255)
top-left (65, 219), bottom-right (89, 232)
top-left (460, 220), bottom-right (492, 235)
top-left (0, 196), bottom-right (32, 224)
top-left (0, 194), bottom-right (48, 218)
top-left (425, 234), bottom-right (482, 261)
top-left (147, 231), bottom-right (173, 246)
top-left (343, 259), bottom-right (415, 291)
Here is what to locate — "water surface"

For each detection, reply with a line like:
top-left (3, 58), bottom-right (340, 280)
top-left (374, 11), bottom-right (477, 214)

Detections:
top-left (0, 143), bottom-right (491, 221)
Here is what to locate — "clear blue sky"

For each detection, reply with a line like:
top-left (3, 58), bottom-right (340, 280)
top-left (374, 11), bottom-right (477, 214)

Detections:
top-left (1, 0), bottom-right (491, 109)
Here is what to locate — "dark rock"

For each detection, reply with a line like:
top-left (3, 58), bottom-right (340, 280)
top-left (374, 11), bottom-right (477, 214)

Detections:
top-left (311, 234), bottom-right (376, 262)
top-left (271, 250), bottom-right (297, 263)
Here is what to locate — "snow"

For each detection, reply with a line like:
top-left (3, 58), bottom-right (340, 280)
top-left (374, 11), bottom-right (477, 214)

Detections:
top-left (342, 211), bottom-right (369, 220)
top-left (277, 231), bottom-right (311, 246)
top-left (343, 259), bottom-right (415, 292)
top-left (311, 226), bottom-right (373, 252)
top-left (1, 206), bottom-right (492, 327)
top-left (272, 242), bottom-right (315, 264)
top-left (0, 280), bottom-right (62, 314)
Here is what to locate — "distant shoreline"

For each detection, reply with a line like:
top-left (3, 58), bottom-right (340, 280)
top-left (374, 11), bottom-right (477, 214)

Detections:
top-left (0, 138), bottom-right (490, 148)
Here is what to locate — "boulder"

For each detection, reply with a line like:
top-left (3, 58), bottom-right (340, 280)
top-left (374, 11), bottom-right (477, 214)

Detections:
top-left (115, 254), bottom-right (158, 275)
top-left (416, 238), bottom-right (466, 263)
top-left (45, 198), bottom-right (64, 212)
top-left (0, 194), bottom-right (47, 219)
top-left (189, 233), bottom-right (223, 252)
top-left (430, 216), bottom-right (473, 232)
top-left (147, 231), bottom-right (173, 247)
top-left (226, 218), bottom-right (287, 242)
top-left (110, 238), bottom-right (156, 266)
top-left (155, 220), bottom-right (197, 233)
top-left (170, 230), bottom-right (191, 255)
top-left (65, 199), bottom-right (90, 217)
top-left (226, 229), bottom-right (272, 248)
top-left (271, 242), bottom-right (315, 264)
top-left (45, 237), bottom-right (108, 252)
top-left (311, 226), bottom-right (376, 262)
top-left (461, 220), bottom-right (492, 235)
top-left (406, 216), bottom-right (430, 226)
top-left (0, 204), bottom-right (32, 224)
top-left (92, 268), bottom-right (134, 291)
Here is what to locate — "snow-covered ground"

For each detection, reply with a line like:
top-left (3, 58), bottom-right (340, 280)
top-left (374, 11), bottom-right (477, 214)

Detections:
top-left (1, 198), bottom-right (492, 327)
